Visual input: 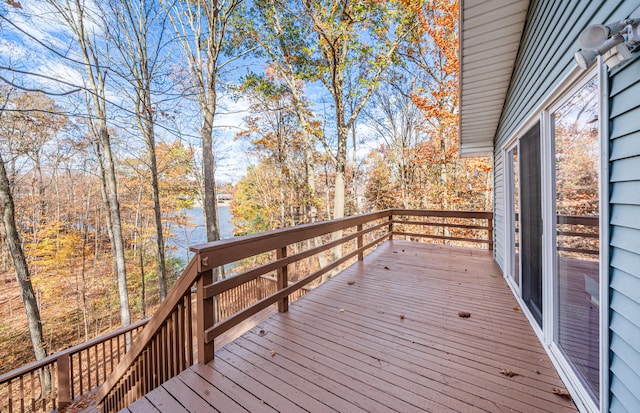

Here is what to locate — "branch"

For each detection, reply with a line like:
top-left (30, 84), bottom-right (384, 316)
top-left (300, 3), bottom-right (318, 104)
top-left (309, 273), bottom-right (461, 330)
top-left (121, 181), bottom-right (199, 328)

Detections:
top-left (0, 75), bottom-right (81, 96)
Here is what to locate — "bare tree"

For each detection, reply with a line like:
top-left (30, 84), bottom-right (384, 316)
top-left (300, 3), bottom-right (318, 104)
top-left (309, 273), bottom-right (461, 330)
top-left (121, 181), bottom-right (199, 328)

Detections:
top-left (44, 0), bottom-right (131, 327)
top-left (161, 0), bottom-right (247, 257)
top-left (0, 89), bottom-right (47, 376)
top-left (106, 0), bottom-right (170, 300)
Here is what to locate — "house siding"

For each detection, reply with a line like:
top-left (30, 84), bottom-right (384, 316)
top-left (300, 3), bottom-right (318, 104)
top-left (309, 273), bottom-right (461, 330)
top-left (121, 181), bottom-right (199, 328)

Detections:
top-left (491, 0), bottom-right (640, 411)
top-left (608, 54), bottom-right (640, 412)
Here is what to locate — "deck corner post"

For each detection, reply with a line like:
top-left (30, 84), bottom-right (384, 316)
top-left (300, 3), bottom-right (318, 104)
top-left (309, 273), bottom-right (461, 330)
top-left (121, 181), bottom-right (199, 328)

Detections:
top-left (197, 267), bottom-right (215, 364)
top-left (276, 246), bottom-right (289, 313)
top-left (357, 224), bottom-right (364, 261)
top-left (488, 216), bottom-right (494, 251)
top-left (57, 352), bottom-right (71, 409)
top-left (388, 214), bottom-right (394, 240)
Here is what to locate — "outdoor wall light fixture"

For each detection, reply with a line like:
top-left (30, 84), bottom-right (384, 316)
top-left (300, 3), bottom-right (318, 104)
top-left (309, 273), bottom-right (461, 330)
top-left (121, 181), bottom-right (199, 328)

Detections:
top-left (575, 15), bottom-right (640, 70)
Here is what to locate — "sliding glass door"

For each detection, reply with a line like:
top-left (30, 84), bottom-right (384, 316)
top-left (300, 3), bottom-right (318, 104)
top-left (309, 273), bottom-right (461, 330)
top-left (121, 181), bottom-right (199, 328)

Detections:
top-left (520, 123), bottom-right (543, 327)
top-left (552, 76), bottom-right (600, 401)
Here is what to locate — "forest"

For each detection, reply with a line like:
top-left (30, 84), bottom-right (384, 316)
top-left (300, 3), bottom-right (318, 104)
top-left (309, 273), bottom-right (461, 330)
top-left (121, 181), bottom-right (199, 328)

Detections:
top-left (0, 0), bottom-right (492, 374)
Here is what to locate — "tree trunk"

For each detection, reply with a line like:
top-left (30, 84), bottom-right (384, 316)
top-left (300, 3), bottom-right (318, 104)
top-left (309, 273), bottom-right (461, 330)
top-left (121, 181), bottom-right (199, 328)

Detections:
top-left (201, 107), bottom-right (223, 282)
top-left (98, 126), bottom-right (131, 328)
top-left (143, 117), bottom-right (167, 301)
top-left (202, 107), bottom-right (220, 245)
top-left (0, 153), bottom-right (48, 365)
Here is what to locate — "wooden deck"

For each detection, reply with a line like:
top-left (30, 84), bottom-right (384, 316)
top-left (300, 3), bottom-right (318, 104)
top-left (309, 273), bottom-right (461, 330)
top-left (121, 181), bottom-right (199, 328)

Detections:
top-left (123, 241), bottom-right (578, 412)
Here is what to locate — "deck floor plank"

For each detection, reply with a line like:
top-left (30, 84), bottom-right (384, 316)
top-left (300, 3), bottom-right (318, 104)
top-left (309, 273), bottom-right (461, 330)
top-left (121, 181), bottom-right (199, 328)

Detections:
top-left (190, 363), bottom-right (279, 413)
top-left (126, 396), bottom-right (159, 413)
top-left (126, 241), bottom-right (578, 413)
top-left (142, 384), bottom-right (188, 412)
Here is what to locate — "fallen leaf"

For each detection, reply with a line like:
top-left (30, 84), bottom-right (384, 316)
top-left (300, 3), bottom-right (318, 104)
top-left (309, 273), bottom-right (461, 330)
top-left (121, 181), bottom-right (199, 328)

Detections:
top-left (339, 308), bottom-right (345, 313)
top-left (500, 369), bottom-right (518, 377)
top-left (399, 314), bottom-right (405, 320)
top-left (258, 329), bottom-right (266, 336)
top-left (7, 0), bottom-right (22, 9)
top-left (271, 349), bottom-right (277, 357)
top-left (384, 266), bottom-right (390, 270)
top-left (347, 280), bottom-right (355, 285)
top-left (552, 387), bottom-right (572, 401)
top-left (513, 306), bottom-right (520, 312)
top-left (458, 311), bottom-right (471, 318)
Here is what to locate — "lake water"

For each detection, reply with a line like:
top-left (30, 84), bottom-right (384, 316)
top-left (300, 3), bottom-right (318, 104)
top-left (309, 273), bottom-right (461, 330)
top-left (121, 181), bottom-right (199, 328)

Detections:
top-left (168, 205), bottom-right (235, 265)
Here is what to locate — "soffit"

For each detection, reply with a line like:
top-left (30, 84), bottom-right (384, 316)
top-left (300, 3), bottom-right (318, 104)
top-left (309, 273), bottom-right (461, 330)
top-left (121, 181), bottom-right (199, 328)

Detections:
top-left (459, 0), bottom-right (530, 157)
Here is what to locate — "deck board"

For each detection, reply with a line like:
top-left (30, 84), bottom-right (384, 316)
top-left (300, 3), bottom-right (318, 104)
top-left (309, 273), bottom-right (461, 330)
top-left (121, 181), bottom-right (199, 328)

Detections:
top-left (126, 241), bottom-right (578, 412)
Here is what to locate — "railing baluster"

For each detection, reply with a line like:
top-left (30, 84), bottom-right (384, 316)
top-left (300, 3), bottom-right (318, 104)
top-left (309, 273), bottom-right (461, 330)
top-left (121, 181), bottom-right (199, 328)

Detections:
top-left (93, 338), bottom-right (99, 389)
top-left (186, 291), bottom-right (193, 366)
top-left (357, 224), bottom-right (364, 261)
top-left (277, 246), bottom-right (288, 313)
top-left (178, 297), bottom-right (185, 371)
top-left (19, 375), bottom-right (23, 412)
top-left (8, 380), bottom-right (13, 413)
top-left (101, 341), bottom-right (106, 383)
top-left (161, 325), bottom-right (168, 383)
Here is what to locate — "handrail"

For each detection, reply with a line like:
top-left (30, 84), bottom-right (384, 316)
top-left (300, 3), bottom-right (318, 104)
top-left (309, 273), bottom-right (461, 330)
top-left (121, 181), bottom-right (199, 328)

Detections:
top-left (0, 318), bottom-right (148, 412)
top-left (93, 209), bottom-right (493, 412)
top-left (96, 258), bottom-right (198, 411)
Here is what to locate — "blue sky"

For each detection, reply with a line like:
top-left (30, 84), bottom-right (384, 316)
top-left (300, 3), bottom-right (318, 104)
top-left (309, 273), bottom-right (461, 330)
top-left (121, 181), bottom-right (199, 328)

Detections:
top-left (0, 1), bottom-right (382, 183)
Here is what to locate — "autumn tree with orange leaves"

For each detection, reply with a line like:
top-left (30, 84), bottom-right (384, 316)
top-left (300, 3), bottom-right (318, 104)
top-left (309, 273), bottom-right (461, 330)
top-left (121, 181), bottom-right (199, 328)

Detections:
top-left (364, 0), bottom-right (492, 211)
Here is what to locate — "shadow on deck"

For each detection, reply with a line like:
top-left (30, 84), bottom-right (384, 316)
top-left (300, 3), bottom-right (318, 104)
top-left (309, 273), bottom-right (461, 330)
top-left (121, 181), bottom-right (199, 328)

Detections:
top-left (125, 241), bottom-right (577, 412)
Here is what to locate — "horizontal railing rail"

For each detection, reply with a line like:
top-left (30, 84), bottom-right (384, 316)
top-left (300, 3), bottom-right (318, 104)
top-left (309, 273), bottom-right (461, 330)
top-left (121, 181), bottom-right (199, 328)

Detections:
top-left (0, 318), bottom-right (148, 412)
top-left (92, 209), bottom-right (492, 412)
top-left (391, 209), bottom-right (493, 250)
top-left (557, 215), bottom-right (599, 256)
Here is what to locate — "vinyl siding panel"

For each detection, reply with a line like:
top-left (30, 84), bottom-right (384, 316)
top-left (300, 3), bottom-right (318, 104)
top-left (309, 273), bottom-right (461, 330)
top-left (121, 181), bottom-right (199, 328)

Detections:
top-left (609, 50), bottom-right (640, 412)
top-left (610, 358), bottom-right (640, 413)
top-left (610, 204), bottom-right (640, 231)
top-left (609, 376), bottom-right (633, 413)
top-left (609, 131), bottom-right (640, 161)
top-left (609, 181), bottom-right (640, 204)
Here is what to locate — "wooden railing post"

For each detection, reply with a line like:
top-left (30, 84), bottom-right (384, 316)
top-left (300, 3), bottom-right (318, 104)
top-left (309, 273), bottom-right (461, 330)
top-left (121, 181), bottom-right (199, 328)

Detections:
top-left (276, 246), bottom-right (289, 312)
top-left (488, 217), bottom-right (494, 251)
top-left (388, 214), bottom-right (394, 240)
top-left (197, 267), bottom-right (214, 364)
top-left (357, 224), bottom-right (364, 261)
top-left (57, 353), bottom-right (71, 409)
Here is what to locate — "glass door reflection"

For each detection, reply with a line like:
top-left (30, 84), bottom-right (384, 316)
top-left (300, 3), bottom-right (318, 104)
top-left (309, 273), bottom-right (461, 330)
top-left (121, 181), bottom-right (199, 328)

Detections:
top-left (553, 77), bottom-right (600, 402)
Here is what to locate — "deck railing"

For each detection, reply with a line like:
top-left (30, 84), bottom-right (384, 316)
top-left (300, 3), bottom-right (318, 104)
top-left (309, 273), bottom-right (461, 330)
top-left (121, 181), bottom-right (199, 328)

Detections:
top-left (556, 214), bottom-right (599, 256)
top-left (0, 319), bottom-right (148, 412)
top-left (95, 209), bottom-right (493, 412)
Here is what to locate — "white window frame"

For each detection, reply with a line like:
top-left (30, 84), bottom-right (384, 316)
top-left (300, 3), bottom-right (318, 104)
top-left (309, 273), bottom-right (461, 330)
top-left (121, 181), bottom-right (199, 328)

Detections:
top-left (503, 142), bottom-right (522, 297)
